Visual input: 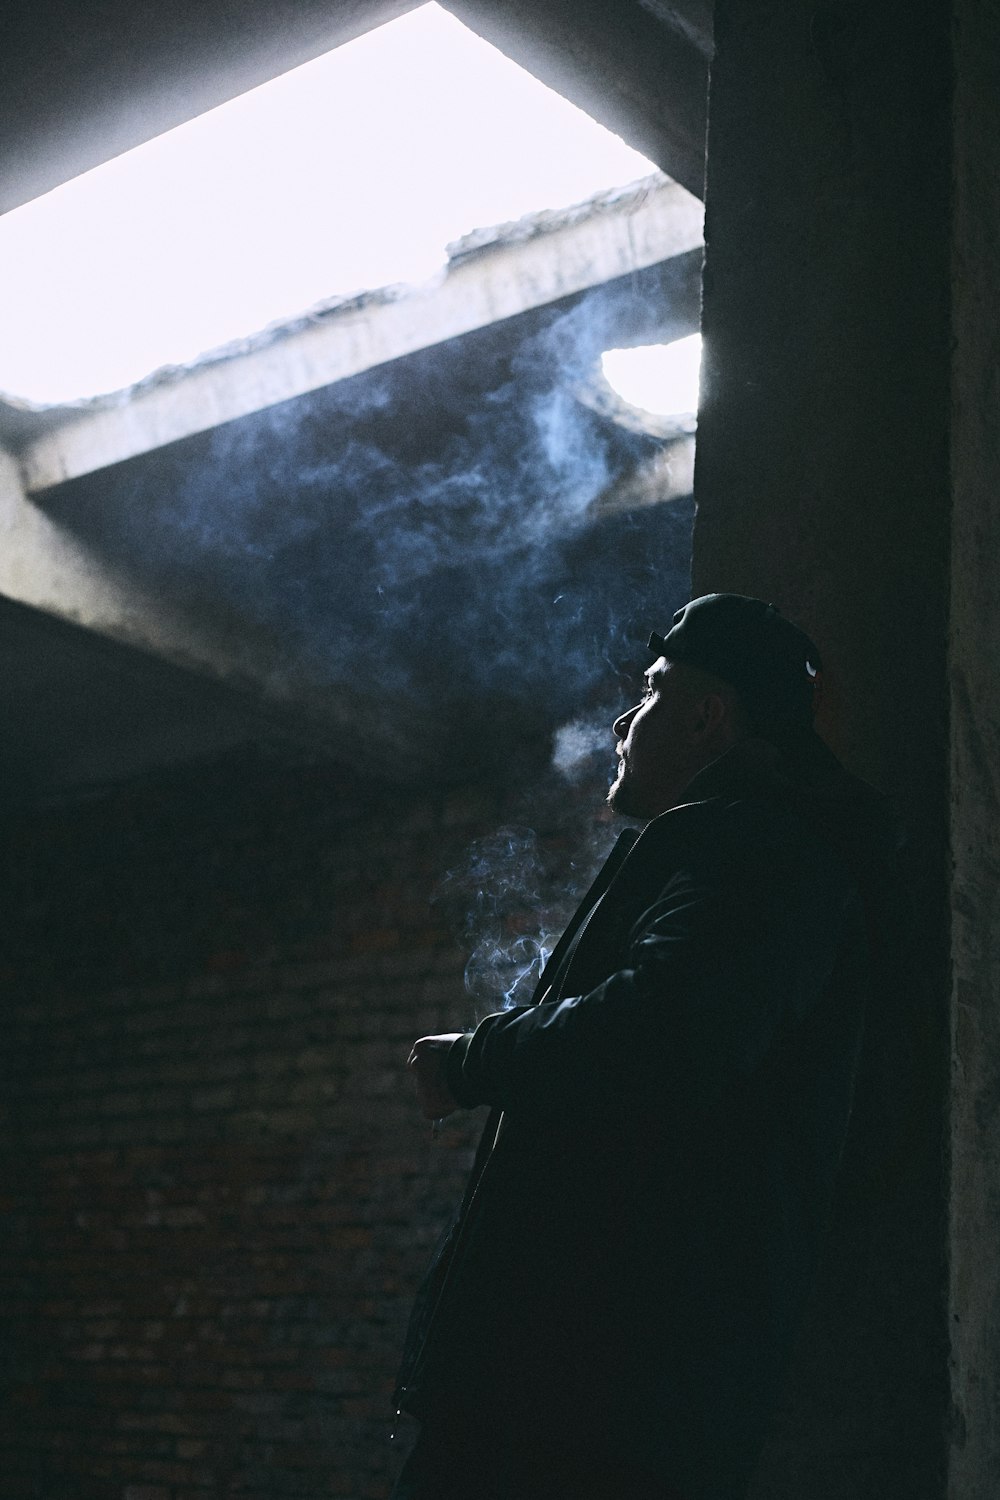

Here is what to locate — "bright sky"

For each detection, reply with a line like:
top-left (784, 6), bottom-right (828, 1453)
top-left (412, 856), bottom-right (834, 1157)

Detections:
top-left (0, 2), bottom-right (658, 407)
top-left (601, 334), bottom-right (702, 419)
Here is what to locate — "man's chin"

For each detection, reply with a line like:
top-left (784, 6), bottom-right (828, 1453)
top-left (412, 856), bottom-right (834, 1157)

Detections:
top-left (607, 775), bottom-right (645, 819)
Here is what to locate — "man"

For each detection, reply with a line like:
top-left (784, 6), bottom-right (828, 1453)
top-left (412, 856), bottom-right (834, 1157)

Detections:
top-left (395, 594), bottom-right (895, 1500)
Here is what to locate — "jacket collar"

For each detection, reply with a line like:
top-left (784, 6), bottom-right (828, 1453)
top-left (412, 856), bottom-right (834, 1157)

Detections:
top-left (680, 734), bottom-right (817, 806)
top-left (645, 731), bottom-right (899, 881)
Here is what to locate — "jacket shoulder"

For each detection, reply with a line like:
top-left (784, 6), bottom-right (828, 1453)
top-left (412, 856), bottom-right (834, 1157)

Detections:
top-left (628, 794), bottom-right (859, 905)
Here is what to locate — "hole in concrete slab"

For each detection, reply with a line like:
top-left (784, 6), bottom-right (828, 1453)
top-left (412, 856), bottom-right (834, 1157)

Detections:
top-left (1, 3), bottom-right (704, 795)
top-left (0, 2), bottom-right (656, 407)
top-left (597, 333), bottom-right (701, 436)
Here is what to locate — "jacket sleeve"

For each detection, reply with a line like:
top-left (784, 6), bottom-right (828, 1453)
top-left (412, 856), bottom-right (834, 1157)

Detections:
top-left (445, 832), bottom-right (854, 1121)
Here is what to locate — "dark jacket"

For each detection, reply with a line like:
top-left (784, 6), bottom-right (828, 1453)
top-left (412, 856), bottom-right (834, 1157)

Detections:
top-left (397, 737), bottom-right (892, 1499)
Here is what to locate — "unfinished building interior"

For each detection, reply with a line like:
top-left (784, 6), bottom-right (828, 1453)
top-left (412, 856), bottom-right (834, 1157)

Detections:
top-left (0, 1), bottom-right (997, 1496)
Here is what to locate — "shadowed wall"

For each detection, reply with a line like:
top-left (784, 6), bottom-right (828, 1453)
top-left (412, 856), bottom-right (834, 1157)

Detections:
top-left (692, 1), bottom-right (973, 1493)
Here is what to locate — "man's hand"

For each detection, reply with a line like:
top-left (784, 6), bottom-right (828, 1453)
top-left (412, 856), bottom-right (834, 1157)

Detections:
top-left (407, 1033), bottom-right (465, 1120)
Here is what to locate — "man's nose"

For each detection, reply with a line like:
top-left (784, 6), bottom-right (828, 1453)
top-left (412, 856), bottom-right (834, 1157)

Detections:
top-left (613, 703), bottom-right (639, 739)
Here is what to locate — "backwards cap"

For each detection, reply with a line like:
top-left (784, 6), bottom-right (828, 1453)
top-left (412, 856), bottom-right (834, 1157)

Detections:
top-left (648, 593), bottom-right (822, 739)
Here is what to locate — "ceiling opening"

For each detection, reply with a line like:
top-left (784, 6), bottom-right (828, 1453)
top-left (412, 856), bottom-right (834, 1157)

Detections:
top-left (0, 2), bottom-right (656, 408)
top-left (0, 1), bottom-right (706, 799)
top-left (600, 333), bottom-right (702, 427)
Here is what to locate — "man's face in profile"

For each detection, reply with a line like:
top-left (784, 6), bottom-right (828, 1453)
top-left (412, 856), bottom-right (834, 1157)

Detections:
top-left (607, 657), bottom-right (702, 820)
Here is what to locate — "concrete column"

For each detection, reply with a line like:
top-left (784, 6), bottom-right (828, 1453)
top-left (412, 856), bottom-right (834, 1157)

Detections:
top-left (692, 1), bottom-right (954, 1492)
top-left (948, 3), bottom-right (1000, 1496)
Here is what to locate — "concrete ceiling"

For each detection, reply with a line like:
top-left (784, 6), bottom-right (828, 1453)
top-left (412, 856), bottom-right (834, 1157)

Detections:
top-left (7, 242), bottom-right (700, 798)
top-left (10, 178), bottom-right (702, 490)
top-left (0, 595), bottom-right (325, 809)
top-left (0, 0), bottom-right (709, 803)
top-left (0, 1), bottom-right (711, 212)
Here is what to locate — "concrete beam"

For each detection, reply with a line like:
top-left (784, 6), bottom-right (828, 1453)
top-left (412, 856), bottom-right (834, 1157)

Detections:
top-left (15, 176), bottom-right (702, 494)
top-left (0, 443), bottom-right (531, 780)
top-left (0, 445), bottom-right (313, 713)
top-left (0, 441), bottom-right (458, 781)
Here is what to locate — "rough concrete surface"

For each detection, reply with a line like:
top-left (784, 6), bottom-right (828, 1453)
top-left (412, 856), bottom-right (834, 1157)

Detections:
top-left (693, 1), bottom-right (952, 1492)
top-left (948, 1), bottom-right (1000, 1495)
top-left (14, 177), bottom-right (702, 491)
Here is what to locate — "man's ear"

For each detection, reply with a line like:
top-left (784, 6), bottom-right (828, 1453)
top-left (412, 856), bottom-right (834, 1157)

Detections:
top-left (691, 691), bottom-right (727, 741)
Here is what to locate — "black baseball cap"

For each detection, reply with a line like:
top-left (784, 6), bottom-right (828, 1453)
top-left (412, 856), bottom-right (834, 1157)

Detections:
top-left (648, 593), bottom-right (822, 738)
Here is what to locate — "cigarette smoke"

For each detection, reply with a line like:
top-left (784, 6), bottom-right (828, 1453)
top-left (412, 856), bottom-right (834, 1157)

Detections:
top-left (40, 257), bottom-right (697, 777)
top-left (37, 255), bottom-right (700, 1001)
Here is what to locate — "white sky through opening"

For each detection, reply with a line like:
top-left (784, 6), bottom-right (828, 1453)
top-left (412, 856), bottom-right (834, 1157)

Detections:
top-left (601, 334), bottom-right (702, 419)
top-left (0, 3), bottom-right (657, 406)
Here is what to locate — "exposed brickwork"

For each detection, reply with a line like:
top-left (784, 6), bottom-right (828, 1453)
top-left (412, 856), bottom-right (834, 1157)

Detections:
top-left (0, 759), bottom-right (537, 1499)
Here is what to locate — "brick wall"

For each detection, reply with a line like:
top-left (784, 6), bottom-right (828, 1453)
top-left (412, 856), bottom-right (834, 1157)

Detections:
top-left (0, 757), bottom-right (580, 1499)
